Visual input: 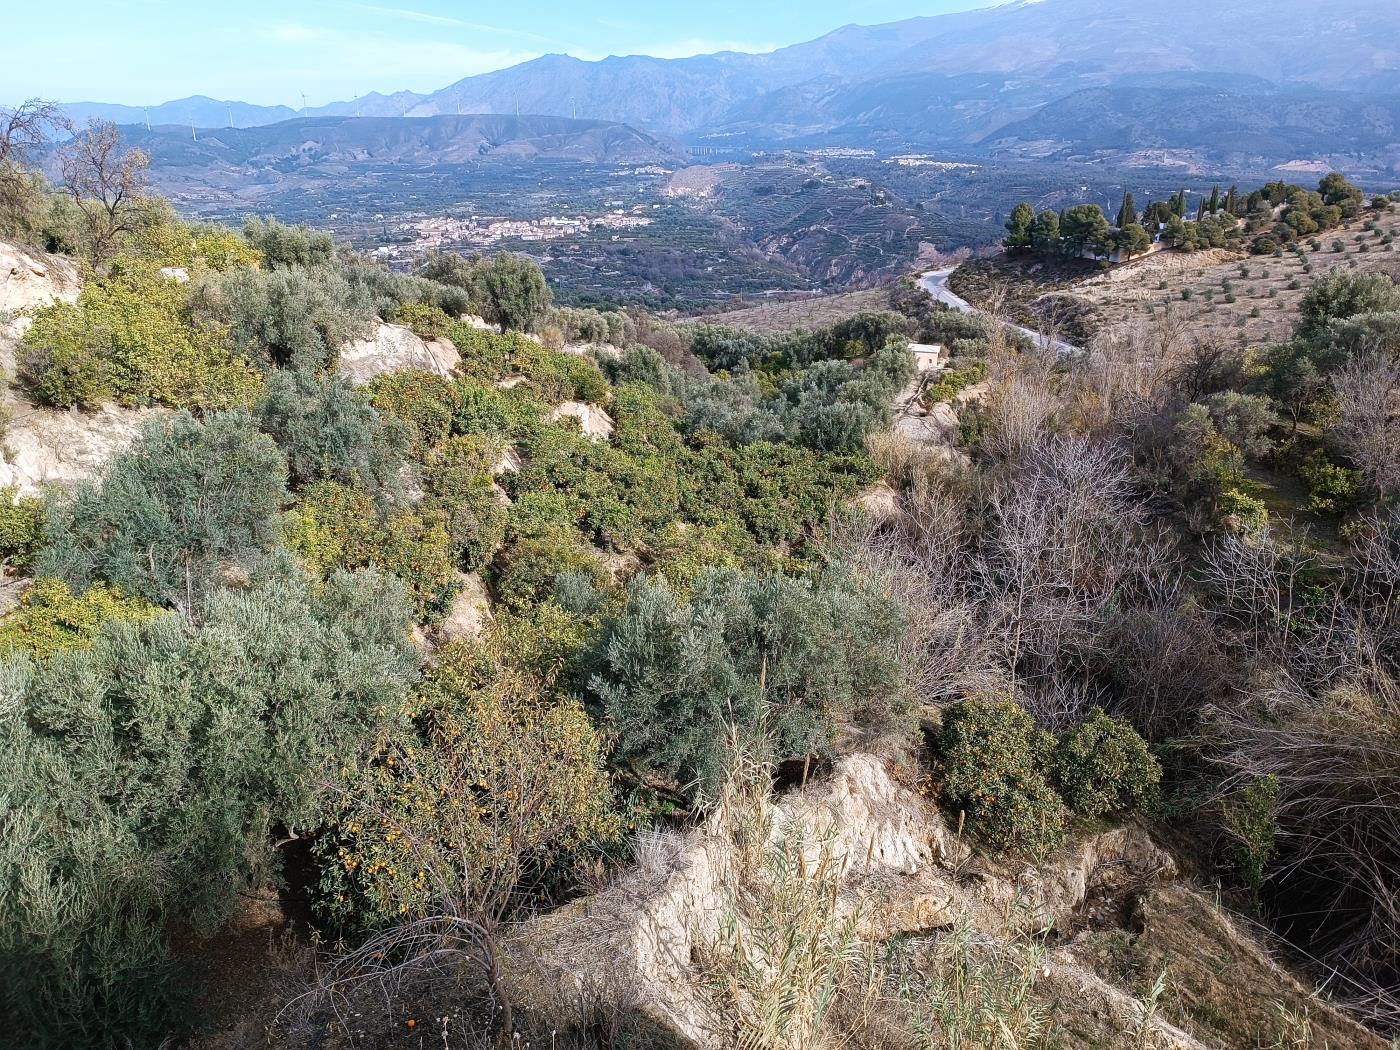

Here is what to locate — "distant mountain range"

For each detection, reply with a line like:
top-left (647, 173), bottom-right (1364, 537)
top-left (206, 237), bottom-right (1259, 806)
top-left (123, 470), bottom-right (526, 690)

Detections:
top-left (61, 0), bottom-right (1400, 170)
top-left (116, 114), bottom-right (686, 170)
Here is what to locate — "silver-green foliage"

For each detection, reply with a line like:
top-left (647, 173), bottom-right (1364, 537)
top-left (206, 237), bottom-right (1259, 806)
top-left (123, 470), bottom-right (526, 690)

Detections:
top-left (37, 412), bottom-right (289, 613)
top-left (585, 565), bottom-right (907, 797)
top-left (0, 559), bottom-right (420, 1049)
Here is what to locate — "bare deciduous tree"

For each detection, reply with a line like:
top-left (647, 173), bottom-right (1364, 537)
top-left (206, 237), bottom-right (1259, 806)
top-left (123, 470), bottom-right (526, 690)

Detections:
top-left (58, 119), bottom-right (149, 264)
top-left (1332, 351), bottom-right (1400, 499)
top-left (0, 98), bottom-right (70, 234)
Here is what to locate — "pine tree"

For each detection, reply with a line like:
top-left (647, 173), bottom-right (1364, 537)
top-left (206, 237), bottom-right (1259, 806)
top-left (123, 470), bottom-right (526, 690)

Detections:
top-left (1115, 191), bottom-right (1137, 229)
top-left (1004, 202), bottom-right (1036, 251)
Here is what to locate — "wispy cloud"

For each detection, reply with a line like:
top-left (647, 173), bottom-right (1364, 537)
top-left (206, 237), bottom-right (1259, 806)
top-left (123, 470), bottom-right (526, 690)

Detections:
top-left (347, 3), bottom-right (551, 41)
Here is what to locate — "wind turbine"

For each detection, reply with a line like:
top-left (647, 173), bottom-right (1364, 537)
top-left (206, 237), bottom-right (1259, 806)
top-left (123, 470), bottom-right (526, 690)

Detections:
top-left (227, 103), bottom-right (234, 129)
top-left (144, 106), bottom-right (151, 132)
top-left (301, 92), bottom-right (308, 118)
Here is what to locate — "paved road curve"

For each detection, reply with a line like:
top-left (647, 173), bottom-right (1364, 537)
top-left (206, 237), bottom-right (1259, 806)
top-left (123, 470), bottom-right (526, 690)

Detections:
top-left (918, 267), bottom-right (1080, 356)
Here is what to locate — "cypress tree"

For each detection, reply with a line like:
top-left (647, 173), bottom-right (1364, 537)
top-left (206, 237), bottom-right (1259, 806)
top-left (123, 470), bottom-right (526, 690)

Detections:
top-left (1208, 185), bottom-right (1221, 214)
top-left (1116, 191), bottom-right (1138, 229)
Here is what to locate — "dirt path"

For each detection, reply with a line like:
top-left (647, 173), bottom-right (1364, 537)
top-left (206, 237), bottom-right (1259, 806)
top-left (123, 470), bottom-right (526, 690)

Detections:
top-left (919, 266), bottom-right (1081, 355)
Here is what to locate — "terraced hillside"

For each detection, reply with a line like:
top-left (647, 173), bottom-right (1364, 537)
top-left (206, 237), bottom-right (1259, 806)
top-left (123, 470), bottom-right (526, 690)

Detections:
top-left (953, 204), bottom-right (1400, 346)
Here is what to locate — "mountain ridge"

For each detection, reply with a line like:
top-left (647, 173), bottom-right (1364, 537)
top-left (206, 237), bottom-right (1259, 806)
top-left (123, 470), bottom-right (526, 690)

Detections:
top-left (58, 0), bottom-right (1400, 169)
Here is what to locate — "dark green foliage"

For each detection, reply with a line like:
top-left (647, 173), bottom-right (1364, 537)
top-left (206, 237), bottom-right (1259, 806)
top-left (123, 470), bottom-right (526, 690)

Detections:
top-left (1221, 775), bottom-right (1279, 892)
top-left (1297, 448), bottom-right (1365, 516)
top-left (37, 413), bottom-right (289, 612)
top-left (342, 257), bottom-right (471, 320)
top-left (285, 482), bottom-right (460, 617)
top-left (938, 700), bottom-right (1158, 853)
top-left (254, 368), bottom-right (408, 490)
top-left (496, 529), bottom-right (610, 613)
top-left (422, 436), bottom-right (508, 572)
top-left (202, 263), bottom-right (378, 371)
top-left (241, 214), bottom-right (336, 268)
top-left (1297, 271), bottom-right (1400, 342)
top-left (0, 486), bottom-right (47, 569)
top-left (1004, 202), bottom-right (1035, 250)
top-left (1052, 710), bottom-right (1161, 819)
top-left (583, 565), bottom-right (906, 798)
top-left (937, 697), bottom-right (1065, 856)
top-left (1060, 204), bottom-right (1111, 257)
top-left (364, 370), bottom-right (460, 452)
top-left (0, 560), bottom-right (419, 1050)
top-left (466, 252), bottom-right (553, 332)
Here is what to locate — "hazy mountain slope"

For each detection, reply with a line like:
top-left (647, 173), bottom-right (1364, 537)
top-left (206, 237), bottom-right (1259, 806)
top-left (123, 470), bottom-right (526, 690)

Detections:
top-left (880, 0), bottom-right (1400, 89)
top-left (63, 96), bottom-right (300, 129)
top-left (63, 0), bottom-right (1400, 161)
top-left (117, 114), bottom-right (687, 169)
top-left (981, 83), bottom-right (1400, 163)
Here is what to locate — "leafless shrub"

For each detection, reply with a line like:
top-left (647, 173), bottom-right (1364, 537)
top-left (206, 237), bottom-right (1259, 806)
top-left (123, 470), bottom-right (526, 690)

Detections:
top-left (58, 119), bottom-right (150, 264)
top-left (975, 364), bottom-right (1062, 463)
top-left (1205, 671), bottom-right (1400, 1024)
top-left (1331, 351), bottom-right (1400, 500)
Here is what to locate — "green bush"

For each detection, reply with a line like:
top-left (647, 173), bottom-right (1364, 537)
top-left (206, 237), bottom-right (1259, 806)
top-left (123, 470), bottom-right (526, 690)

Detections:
top-left (364, 369), bottom-right (460, 452)
top-left (391, 300), bottom-right (453, 339)
top-left (936, 697), bottom-right (1066, 856)
top-left (20, 259), bottom-right (263, 410)
top-left (494, 529), bottom-right (609, 613)
top-left (1298, 448), bottom-right (1365, 515)
top-left (37, 412), bottom-right (289, 611)
top-left (285, 481), bottom-right (461, 617)
top-left (202, 262), bottom-right (377, 372)
top-left (0, 577), bottom-right (159, 660)
top-left (1052, 710), bottom-right (1161, 819)
top-left (422, 436), bottom-right (509, 571)
top-left (0, 561), bottom-right (419, 1049)
top-left (924, 360), bottom-right (988, 405)
top-left (0, 486), bottom-right (47, 568)
top-left (584, 565), bottom-right (906, 798)
top-left (1221, 774), bottom-right (1279, 892)
top-left (254, 367), bottom-right (408, 490)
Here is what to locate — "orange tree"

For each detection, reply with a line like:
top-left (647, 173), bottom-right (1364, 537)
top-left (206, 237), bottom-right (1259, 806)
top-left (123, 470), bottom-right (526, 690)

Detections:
top-left (315, 644), bottom-right (617, 1033)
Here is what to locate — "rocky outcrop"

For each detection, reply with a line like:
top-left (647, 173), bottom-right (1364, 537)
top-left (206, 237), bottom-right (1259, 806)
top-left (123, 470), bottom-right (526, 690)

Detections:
top-left (436, 571), bottom-right (493, 644)
top-left (0, 242), bottom-right (80, 316)
top-left (0, 401), bottom-right (155, 496)
top-left (517, 753), bottom-right (1378, 1050)
top-left (337, 321), bottom-right (460, 385)
top-left (549, 400), bottom-right (615, 440)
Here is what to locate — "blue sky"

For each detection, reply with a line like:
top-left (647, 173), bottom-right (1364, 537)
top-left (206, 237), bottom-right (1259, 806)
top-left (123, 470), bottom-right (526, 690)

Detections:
top-left (5, 1), bottom-right (993, 107)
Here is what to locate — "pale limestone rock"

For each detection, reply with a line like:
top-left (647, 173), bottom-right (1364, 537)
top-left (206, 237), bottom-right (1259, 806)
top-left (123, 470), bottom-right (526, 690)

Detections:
top-left (550, 400), bottom-right (614, 440)
top-left (158, 266), bottom-right (190, 284)
top-left (337, 321), bottom-right (460, 385)
top-left (494, 447), bottom-right (523, 477)
top-left (437, 571), bottom-right (493, 644)
top-left (854, 480), bottom-right (902, 524)
top-left (0, 242), bottom-right (80, 316)
top-left (0, 402), bottom-right (156, 496)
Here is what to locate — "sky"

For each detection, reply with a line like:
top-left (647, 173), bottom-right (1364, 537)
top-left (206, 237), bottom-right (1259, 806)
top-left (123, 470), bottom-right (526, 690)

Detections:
top-left (4, 0), bottom-right (994, 108)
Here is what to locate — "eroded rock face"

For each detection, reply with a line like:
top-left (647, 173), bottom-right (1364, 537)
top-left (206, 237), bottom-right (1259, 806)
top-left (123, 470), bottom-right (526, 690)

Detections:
top-left (549, 401), bottom-right (615, 440)
top-left (0, 402), bottom-right (155, 496)
top-left (337, 321), bottom-right (460, 385)
top-left (437, 571), bottom-right (493, 645)
top-left (0, 242), bottom-right (81, 316)
top-left (516, 753), bottom-right (1372, 1050)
